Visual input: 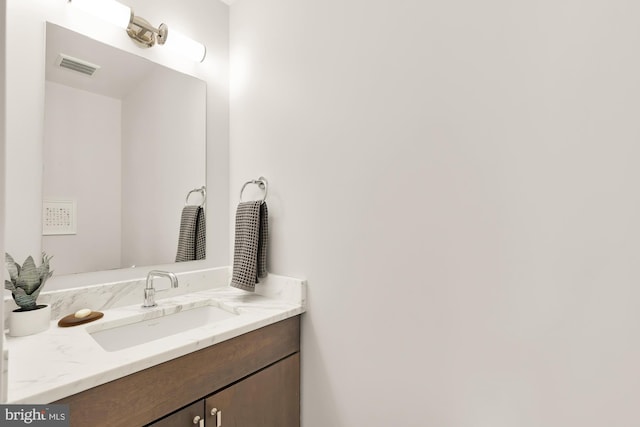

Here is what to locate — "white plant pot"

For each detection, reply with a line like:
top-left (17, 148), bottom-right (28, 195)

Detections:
top-left (9, 305), bottom-right (51, 337)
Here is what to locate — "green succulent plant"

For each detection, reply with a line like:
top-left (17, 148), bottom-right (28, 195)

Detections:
top-left (4, 252), bottom-right (53, 311)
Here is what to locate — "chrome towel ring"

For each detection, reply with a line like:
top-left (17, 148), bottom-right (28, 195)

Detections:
top-left (185, 186), bottom-right (207, 207)
top-left (240, 176), bottom-right (268, 202)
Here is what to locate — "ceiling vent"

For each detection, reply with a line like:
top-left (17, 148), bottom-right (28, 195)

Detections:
top-left (56, 54), bottom-right (101, 77)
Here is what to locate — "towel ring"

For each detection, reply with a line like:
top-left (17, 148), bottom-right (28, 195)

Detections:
top-left (185, 186), bottom-right (207, 207)
top-left (240, 177), bottom-right (268, 202)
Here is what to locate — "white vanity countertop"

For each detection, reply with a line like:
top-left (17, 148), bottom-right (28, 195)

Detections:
top-left (5, 278), bottom-right (306, 404)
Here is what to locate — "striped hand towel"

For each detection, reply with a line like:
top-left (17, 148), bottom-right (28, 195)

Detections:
top-left (230, 201), bottom-right (268, 292)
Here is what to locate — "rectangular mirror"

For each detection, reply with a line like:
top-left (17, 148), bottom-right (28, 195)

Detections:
top-left (42, 23), bottom-right (207, 276)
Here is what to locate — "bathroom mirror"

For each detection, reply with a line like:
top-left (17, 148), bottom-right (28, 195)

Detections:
top-left (42, 23), bottom-right (206, 276)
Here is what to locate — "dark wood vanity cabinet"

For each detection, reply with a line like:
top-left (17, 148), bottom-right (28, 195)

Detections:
top-left (149, 353), bottom-right (300, 427)
top-left (55, 316), bottom-right (300, 427)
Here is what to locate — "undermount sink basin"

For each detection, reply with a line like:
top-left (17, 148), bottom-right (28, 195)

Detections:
top-left (89, 305), bottom-right (238, 352)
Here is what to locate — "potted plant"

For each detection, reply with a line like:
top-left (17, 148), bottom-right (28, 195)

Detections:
top-left (4, 252), bottom-right (54, 336)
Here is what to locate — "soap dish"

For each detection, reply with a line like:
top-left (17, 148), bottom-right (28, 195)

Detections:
top-left (58, 311), bottom-right (104, 327)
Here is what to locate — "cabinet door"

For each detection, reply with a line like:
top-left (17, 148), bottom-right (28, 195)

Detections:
top-left (205, 353), bottom-right (300, 427)
top-left (147, 400), bottom-right (204, 427)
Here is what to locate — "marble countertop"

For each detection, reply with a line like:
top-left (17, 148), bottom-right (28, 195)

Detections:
top-left (5, 275), bottom-right (306, 404)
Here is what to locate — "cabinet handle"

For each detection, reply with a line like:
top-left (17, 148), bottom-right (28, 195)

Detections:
top-left (193, 415), bottom-right (204, 426)
top-left (210, 408), bottom-right (222, 427)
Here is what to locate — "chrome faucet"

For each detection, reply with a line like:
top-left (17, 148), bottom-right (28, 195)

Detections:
top-left (142, 270), bottom-right (179, 308)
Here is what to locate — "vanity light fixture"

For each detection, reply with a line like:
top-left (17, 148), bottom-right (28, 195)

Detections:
top-left (69, 0), bottom-right (207, 62)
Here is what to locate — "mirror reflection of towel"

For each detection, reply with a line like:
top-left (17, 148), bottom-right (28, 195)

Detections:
top-left (230, 201), bottom-right (268, 292)
top-left (175, 206), bottom-right (206, 262)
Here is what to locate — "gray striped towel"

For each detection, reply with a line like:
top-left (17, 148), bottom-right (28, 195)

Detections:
top-left (175, 206), bottom-right (206, 262)
top-left (230, 201), bottom-right (268, 292)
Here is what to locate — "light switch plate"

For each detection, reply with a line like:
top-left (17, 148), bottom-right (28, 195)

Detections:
top-left (43, 199), bottom-right (77, 235)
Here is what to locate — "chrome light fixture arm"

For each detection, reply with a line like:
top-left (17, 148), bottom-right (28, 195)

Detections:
top-left (126, 14), bottom-right (168, 49)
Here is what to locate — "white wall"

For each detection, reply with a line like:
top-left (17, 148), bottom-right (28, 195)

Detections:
top-left (5, 0), bottom-right (229, 272)
top-left (43, 81), bottom-right (122, 275)
top-left (0, 0), bottom-right (6, 403)
top-left (230, 1), bottom-right (640, 426)
top-left (121, 66), bottom-right (206, 266)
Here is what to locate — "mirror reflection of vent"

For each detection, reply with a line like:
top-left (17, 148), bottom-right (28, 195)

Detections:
top-left (56, 54), bottom-right (101, 77)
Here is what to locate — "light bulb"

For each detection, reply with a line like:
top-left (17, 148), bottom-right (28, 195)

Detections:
top-left (70, 0), bottom-right (132, 29)
top-left (164, 28), bottom-right (206, 63)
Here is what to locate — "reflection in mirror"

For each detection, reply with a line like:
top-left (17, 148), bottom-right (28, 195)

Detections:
top-left (43, 23), bottom-right (206, 276)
